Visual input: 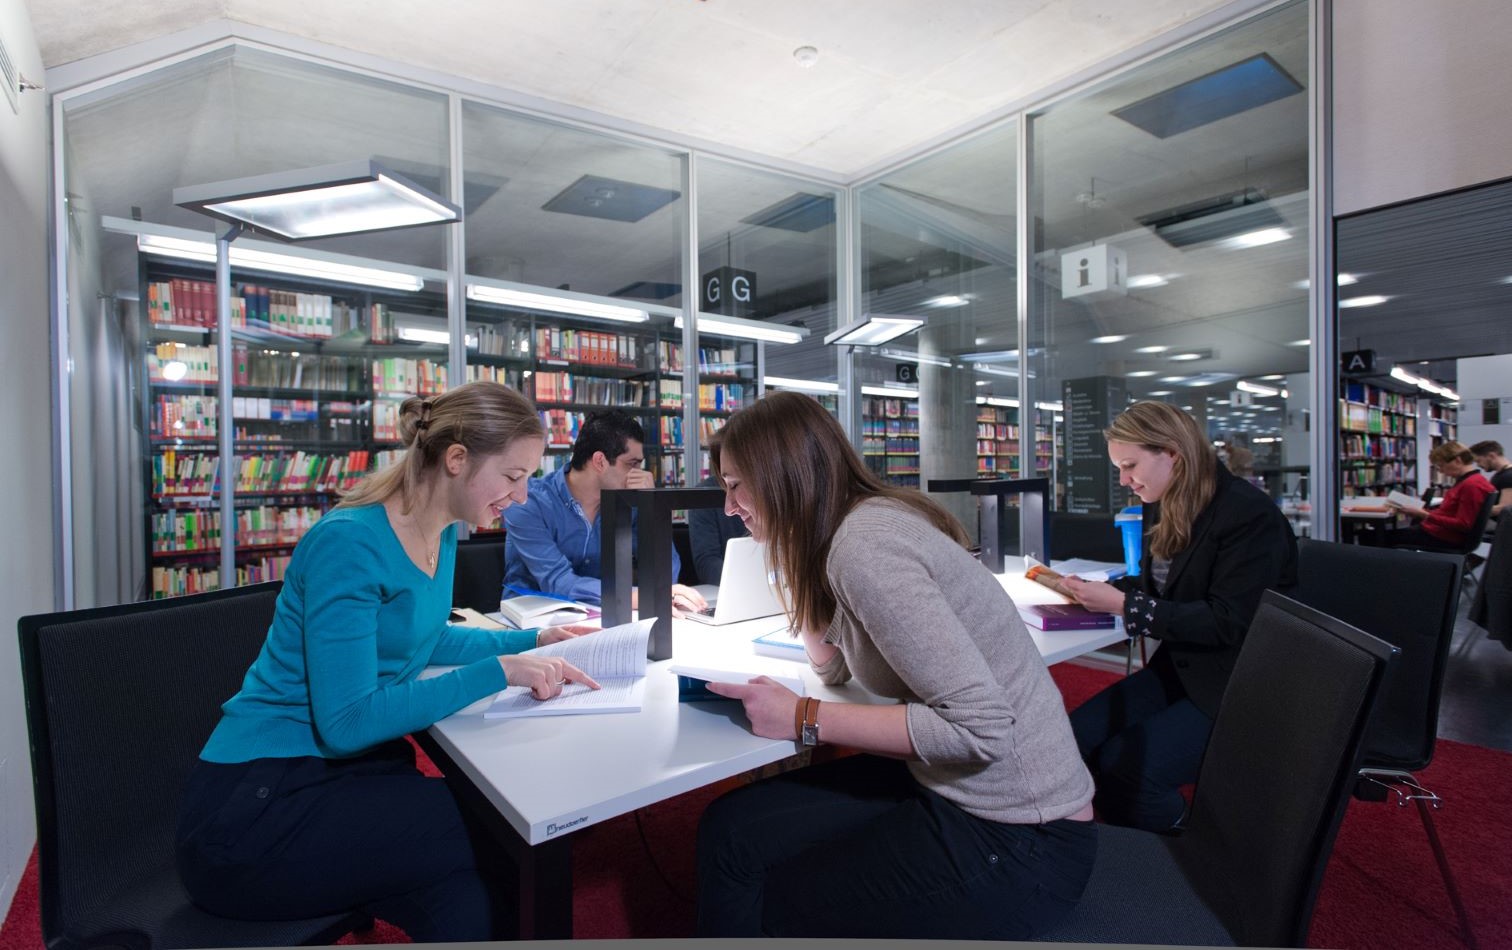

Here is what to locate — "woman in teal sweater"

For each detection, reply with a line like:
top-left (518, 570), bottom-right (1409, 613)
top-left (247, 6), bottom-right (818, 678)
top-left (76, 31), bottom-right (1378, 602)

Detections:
top-left (176, 381), bottom-right (598, 942)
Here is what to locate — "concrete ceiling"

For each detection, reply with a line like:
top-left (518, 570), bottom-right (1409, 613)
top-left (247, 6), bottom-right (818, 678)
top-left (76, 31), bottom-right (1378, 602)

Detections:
top-left (28, 0), bottom-right (1238, 176)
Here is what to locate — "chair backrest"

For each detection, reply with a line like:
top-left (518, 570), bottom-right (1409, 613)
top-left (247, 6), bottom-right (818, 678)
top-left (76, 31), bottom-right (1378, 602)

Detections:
top-left (1290, 539), bottom-right (1461, 771)
top-left (452, 535), bottom-right (507, 612)
top-left (1466, 488), bottom-right (1497, 550)
top-left (19, 583), bottom-right (282, 946)
top-left (1177, 591), bottom-right (1396, 948)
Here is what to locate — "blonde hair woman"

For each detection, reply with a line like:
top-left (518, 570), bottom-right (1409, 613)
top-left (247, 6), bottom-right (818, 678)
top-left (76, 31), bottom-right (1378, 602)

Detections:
top-left (176, 381), bottom-right (598, 941)
top-left (1059, 401), bottom-right (1297, 832)
top-left (695, 392), bottom-right (1095, 939)
top-left (1385, 440), bottom-right (1494, 550)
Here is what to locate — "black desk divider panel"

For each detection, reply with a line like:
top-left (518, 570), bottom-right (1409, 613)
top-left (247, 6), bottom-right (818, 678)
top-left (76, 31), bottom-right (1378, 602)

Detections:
top-left (602, 486), bottom-right (727, 660)
top-left (926, 477), bottom-right (1049, 572)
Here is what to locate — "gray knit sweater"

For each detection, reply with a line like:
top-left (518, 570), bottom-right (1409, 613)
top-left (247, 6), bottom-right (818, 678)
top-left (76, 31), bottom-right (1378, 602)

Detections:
top-left (814, 497), bottom-right (1095, 825)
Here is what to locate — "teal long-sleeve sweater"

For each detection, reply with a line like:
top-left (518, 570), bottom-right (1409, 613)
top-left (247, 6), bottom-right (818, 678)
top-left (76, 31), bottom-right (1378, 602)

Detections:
top-left (200, 504), bottom-right (537, 762)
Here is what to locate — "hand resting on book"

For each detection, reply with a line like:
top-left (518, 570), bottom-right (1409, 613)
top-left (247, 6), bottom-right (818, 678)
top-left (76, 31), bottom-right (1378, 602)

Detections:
top-left (1057, 574), bottom-right (1127, 616)
top-left (499, 636), bottom-right (602, 699)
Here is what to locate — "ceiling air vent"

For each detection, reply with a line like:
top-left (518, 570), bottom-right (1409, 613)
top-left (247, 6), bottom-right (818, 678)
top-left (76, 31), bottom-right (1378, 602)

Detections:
top-left (1136, 187), bottom-right (1284, 248)
top-left (0, 34), bottom-right (20, 115)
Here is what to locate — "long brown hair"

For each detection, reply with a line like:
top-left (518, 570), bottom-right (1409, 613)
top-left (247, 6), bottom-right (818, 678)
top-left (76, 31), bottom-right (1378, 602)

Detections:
top-left (338, 381), bottom-right (543, 513)
top-left (713, 391), bottom-right (969, 633)
top-left (1105, 401), bottom-right (1216, 560)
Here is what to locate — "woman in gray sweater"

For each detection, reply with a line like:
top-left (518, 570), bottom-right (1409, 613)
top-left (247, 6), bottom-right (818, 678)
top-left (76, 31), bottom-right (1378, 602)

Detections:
top-left (696, 391), bottom-right (1096, 939)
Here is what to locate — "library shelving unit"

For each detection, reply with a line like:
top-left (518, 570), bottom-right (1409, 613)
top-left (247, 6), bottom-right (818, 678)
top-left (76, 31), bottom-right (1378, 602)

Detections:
top-left (1338, 380), bottom-right (1419, 498)
top-left (676, 335), bottom-right (757, 485)
top-left (143, 261), bottom-right (443, 598)
top-left (1425, 401), bottom-right (1459, 491)
top-left (975, 404), bottom-right (1020, 476)
top-left (862, 394), bottom-right (921, 488)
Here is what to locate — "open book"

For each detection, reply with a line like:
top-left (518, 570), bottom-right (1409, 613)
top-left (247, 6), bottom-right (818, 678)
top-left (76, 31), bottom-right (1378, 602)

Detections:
top-left (667, 664), bottom-right (805, 702)
top-left (1385, 489), bottom-right (1421, 509)
top-left (491, 593), bottom-right (598, 628)
top-left (484, 618), bottom-right (655, 719)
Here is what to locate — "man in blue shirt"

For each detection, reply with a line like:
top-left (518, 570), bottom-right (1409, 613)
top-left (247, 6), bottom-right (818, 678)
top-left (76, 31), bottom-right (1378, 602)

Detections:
top-left (504, 409), bottom-right (707, 613)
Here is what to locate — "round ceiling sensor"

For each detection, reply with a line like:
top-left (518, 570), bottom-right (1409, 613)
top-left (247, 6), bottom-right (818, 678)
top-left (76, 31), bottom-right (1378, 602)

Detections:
top-left (793, 46), bottom-right (819, 67)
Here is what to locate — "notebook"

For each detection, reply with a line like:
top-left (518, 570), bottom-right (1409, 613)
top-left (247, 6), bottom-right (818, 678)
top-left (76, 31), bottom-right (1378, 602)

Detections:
top-left (683, 537), bottom-right (787, 626)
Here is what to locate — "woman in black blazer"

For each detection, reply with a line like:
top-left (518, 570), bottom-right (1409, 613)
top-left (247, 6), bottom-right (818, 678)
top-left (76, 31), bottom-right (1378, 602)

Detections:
top-left (1059, 402), bottom-right (1297, 832)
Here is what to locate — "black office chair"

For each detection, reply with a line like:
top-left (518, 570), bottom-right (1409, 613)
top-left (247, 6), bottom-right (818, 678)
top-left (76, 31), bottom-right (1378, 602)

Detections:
top-left (1039, 592), bottom-right (1397, 947)
top-left (1464, 517), bottom-right (1512, 657)
top-left (19, 584), bottom-right (367, 949)
top-left (1290, 539), bottom-right (1477, 949)
top-left (453, 534), bottom-right (508, 612)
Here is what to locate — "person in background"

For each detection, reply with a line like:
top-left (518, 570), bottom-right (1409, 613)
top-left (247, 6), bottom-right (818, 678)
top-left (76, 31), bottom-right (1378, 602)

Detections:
top-left (176, 382), bottom-right (600, 943)
top-left (504, 408), bottom-right (706, 615)
top-left (1058, 401), bottom-right (1297, 833)
top-left (695, 392), bottom-right (1096, 940)
top-left (1470, 439), bottom-right (1512, 518)
top-left (1387, 441), bottom-right (1495, 549)
top-left (687, 434), bottom-right (749, 585)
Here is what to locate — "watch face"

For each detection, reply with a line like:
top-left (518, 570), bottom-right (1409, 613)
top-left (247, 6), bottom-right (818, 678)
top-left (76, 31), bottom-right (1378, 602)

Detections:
top-left (801, 722), bottom-right (820, 746)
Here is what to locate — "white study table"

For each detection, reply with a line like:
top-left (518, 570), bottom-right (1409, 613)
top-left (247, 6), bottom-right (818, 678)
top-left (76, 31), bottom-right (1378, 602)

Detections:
top-left (422, 556), bottom-right (1126, 938)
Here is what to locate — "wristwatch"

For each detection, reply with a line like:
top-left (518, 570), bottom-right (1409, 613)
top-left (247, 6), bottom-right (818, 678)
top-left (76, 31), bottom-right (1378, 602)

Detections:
top-left (799, 697), bottom-right (822, 747)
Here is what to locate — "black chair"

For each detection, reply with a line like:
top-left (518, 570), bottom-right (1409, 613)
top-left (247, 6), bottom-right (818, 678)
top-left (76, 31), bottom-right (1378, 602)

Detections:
top-left (1289, 539), bottom-right (1477, 949)
top-left (1410, 491), bottom-right (1496, 606)
top-left (1040, 592), bottom-right (1397, 947)
top-left (453, 534), bottom-right (507, 612)
top-left (19, 584), bottom-right (367, 949)
top-left (1464, 516), bottom-right (1512, 656)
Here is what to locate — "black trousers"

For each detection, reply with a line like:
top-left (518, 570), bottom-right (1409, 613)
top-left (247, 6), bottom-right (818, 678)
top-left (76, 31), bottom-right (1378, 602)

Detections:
top-left (176, 739), bottom-right (513, 942)
top-left (1069, 649), bottom-right (1214, 832)
top-left (1385, 525), bottom-right (1466, 553)
top-left (695, 754), bottom-right (1096, 939)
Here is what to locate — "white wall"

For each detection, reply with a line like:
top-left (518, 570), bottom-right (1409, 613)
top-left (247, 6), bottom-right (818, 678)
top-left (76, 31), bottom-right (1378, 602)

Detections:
top-left (0, 0), bottom-right (54, 919)
top-left (1457, 354), bottom-right (1512, 451)
top-left (1334, 0), bottom-right (1512, 215)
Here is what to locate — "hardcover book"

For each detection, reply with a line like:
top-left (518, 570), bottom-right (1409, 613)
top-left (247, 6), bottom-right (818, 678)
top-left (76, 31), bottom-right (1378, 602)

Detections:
top-left (1021, 602), bottom-right (1117, 631)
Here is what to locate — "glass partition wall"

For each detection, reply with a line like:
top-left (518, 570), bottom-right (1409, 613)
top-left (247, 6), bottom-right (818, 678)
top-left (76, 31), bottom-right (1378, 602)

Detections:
top-left (55, 1), bottom-right (1317, 606)
top-left (1026, 1), bottom-right (1312, 536)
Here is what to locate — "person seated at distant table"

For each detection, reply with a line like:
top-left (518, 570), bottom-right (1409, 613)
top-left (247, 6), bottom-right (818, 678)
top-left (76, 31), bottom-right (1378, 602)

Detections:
top-left (1386, 441), bottom-right (1494, 552)
top-left (1470, 439), bottom-right (1512, 519)
top-left (504, 408), bottom-right (707, 615)
top-left (687, 470), bottom-right (749, 585)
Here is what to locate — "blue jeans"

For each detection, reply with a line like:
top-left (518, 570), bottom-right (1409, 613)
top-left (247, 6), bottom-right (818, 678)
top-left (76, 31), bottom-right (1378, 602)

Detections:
top-left (1070, 649), bottom-right (1214, 831)
top-left (176, 740), bottom-right (512, 942)
top-left (695, 754), bottom-right (1096, 938)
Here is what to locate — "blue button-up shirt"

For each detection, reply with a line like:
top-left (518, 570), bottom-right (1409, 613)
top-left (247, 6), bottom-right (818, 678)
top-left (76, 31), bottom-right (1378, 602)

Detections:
top-left (502, 465), bottom-right (680, 605)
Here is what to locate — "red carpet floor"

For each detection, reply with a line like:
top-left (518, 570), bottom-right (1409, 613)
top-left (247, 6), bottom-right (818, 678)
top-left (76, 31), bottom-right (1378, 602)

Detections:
top-left (3, 663), bottom-right (1508, 948)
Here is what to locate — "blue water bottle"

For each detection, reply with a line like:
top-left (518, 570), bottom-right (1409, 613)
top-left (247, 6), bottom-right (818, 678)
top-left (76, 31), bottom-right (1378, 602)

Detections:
top-left (1115, 506), bottom-right (1143, 577)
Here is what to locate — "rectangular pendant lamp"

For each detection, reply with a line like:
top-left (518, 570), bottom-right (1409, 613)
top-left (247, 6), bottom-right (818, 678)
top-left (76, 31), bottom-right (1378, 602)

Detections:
top-left (824, 313), bottom-right (924, 346)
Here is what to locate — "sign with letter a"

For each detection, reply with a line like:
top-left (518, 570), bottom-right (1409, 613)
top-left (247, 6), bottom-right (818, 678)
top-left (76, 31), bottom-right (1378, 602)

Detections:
top-left (701, 267), bottom-right (757, 317)
top-left (1341, 349), bottom-right (1375, 375)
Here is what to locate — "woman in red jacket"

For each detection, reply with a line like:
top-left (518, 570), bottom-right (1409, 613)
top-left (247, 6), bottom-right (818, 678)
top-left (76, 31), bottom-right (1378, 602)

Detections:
top-left (1388, 441), bottom-right (1494, 551)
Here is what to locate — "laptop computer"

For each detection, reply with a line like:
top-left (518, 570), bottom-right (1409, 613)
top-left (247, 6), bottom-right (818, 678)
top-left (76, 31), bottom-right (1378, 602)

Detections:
top-left (684, 537), bottom-right (787, 625)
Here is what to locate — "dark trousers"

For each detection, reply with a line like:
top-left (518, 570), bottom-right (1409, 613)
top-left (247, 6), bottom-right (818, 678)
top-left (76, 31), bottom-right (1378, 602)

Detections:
top-left (1069, 649), bottom-right (1213, 832)
top-left (176, 740), bottom-right (513, 943)
top-left (695, 754), bottom-right (1096, 939)
top-left (1385, 525), bottom-right (1465, 553)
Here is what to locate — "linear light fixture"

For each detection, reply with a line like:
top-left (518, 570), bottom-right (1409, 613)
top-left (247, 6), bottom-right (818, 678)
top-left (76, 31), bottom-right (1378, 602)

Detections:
top-left (1221, 227), bottom-right (1291, 249)
top-left (824, 313), bottom-right (924, 346)
top-left (1391, 365), bottom-right (1460, 401)
top-left (1236, 380), bottom-right (1280, 397)
top-left (135, 233), bottom-right (428, 291)
top-left (861, 385), bottom-right (919, 398)
top-left (976, 396), bottom-right (1020, 408)
top-left (675, 312), bottom-right (807, 344)
top-left (466, 280), bottom-right (651, 324)
top-left (1339, 295), bottom-right (1390, 308)
top-left (880, 347), bottom-right (953, 368)
top-left (174, 159), bottom-right (460, 242)
top-left (1090, 335), bottom-right (1128, 344)
top-left (763, 376), bottom-right (839, 394)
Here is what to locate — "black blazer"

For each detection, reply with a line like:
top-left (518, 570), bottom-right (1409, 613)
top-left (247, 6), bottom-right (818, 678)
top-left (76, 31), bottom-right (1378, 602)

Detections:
top-left (1115, 462), bottom-right (1298, 716)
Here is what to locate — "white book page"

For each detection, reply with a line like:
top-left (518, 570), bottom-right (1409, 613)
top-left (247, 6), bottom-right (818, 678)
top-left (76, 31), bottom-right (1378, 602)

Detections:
top-left (481, 619), bottom-right (655, 719)
top-left (484, 676), bottom-right (646, 719)
top-left (526, 617), bottom-right (654, 678)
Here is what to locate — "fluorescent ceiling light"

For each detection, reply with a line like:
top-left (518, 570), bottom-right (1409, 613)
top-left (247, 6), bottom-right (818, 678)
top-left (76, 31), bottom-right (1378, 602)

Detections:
top-left (958, 349), bottom-right (1020, 362)
top-left (976, 396), bottom-right (1020, 408)
top-left (973, 364), bottom-right (1026, 379)
top-left (975, 380), bottom-right (990, 386)
top-left (1290, 339), bottom-right (1311, 346)
top-left (824, 314), bottom-right (924, 346)
top-left (880, 347), bottom-right (952, 367)
top-left (1261, 374), bottom-right (1285, 380)
top-left (174, 159), bottom-right (459, 241)
top-left (136, 233), bottom-right (426, 291)
top-left (1134, 345), bottom-right (1169, 354)
top-left (1339, 295), bottom-right (1390, 308)
top-left (1222, 227), bottom-right (1291, 249)
top-left (675, 312), bottom-right (807, 344)
top-left (467, 282), bottom-right (650, 323)
top-left (1168, 352), bottom-right (1204, 361)
top-left (1160, 375), bottom-right (1190, 383)
top-left (1390, 365), bottom-right (1422, 385)
top-left (1294, 273), bottom-right (1359, 289)
top-left (1126, 274), bottom-right (1169, 289)
top-left (1035, 401), bottom-right (1064, 412)
top-left (763, 375), bottom-right (839, 394)
top-left (1147, 390), bottom-right (1173, 396)
top-left (1089, 335), bottom-right (1128, 344)
top-left (861, 384), bottom-right (918, 398)
top-left (1236, 380), bottom-right (1280, 397)
top-left (1127, 370), bottom-right (1159, 377)
top-left (923, 294), bottom-right (969, 308)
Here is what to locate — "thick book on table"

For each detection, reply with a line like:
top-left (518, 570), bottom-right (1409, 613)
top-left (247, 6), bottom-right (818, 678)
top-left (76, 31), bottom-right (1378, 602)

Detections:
top-left (1021, 603), bottom-right (1117, 631)
top-left (751, 627), bottom-right (807, 661)
top-left (483, 618), bottom-right (655, 719)
top-left (668, 664), bottom-right (805, 703)
top-left (493, 593), bottom-right (597, 628)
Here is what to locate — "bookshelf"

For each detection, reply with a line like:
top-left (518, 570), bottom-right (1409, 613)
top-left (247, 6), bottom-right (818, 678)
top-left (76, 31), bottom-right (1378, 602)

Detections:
top-left (1424, 402), bottom-right (1459, 491)
top-left (1338, 380), bottom-right (1419, 497)
top-left (862, 394), bottom-right (920, 488)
